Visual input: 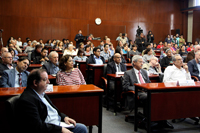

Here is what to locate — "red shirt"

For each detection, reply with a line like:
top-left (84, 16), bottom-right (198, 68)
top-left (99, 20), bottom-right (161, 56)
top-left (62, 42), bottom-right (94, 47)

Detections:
top-left (157, 45), bottom-right (164, 49)
top-left (187, 47), bottom-right (193, 52)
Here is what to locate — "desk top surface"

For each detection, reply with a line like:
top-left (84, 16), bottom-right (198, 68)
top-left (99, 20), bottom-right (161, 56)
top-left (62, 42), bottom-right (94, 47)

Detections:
top-left (134, 82), bottom-right (200, 90)
top-left (0, 84), bottom-right (103, 97)
top-left (29, 64), bottom-right (42, 67)
top-left (107, 73), bottom-right (159, 78)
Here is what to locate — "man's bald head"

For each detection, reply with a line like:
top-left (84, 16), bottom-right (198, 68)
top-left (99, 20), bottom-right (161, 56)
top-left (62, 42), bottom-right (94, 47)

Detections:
top-left (113, 53), bottom-right (121, 64)
top-left (194, 45), bottom-right (200, 53)
top-left (1, 47), bottom-right (8, 54)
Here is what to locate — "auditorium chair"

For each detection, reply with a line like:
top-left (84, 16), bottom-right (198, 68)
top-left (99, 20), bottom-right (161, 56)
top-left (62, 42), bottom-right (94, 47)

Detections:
top-left (6, 95), bottom-right (21, 132)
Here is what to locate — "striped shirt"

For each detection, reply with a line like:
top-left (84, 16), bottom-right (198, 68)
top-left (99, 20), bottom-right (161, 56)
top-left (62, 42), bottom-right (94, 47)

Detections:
top-left (56, 68), bottom-right (86, 85)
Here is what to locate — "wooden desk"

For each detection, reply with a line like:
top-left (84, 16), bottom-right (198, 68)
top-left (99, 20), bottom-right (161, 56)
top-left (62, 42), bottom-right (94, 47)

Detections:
top-left (27, 64), bottom-right (42, 72)
top-left (106, 73), bottom-right (160, 114)
top-left (134, 82), bottom-right (200, 133)
top-left (0, 85), bottom-right (103, 133)
top-left (154, 50), bottom-right (161, 56)
top-left (88, 64), bottom-right (105, 87)
top-left (17, 53), bottom-right (28, 57)
top-left (48, 75), bottom-right (57, 85)
top-left (125, 63), bottom-right (132, 70)
top-left (75, 60), bottom-right (87, 79)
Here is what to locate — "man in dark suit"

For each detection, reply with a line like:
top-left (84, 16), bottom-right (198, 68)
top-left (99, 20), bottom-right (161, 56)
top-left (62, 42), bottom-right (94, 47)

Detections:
top-left (107, 53), bottom-right (127, 74)
top-left (185, 45), bottom-right (200, 63)
top-left (122, 55), bottom-right (173, 129)
top-left (42, 51), bottom-right (59, 75)
top-left (74, 30), bottom-right (84, 48)
top-left (0, 52), bottom-right (16, 76)
top-left (135, 33), bottom-right (146, 53)
top-left (16, 69), bottom-right (87, 133)
top-left (31, 44), bottom-right (42, 64)
top-left (0, 57), bottom-right (29, 87)
top-left (188, 50), bottom-right (200, 80)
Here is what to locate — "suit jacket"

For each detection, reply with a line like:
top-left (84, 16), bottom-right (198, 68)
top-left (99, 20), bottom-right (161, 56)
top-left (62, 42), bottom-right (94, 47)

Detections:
top-left (185, 50), bottom-right (195, 63)
top-left (0, 63), bottom-right (16, 76)
top-left (16, 87), bottom-right (67, 133)
top-left (107, 61), bottom-right (127, 74)
top-left (135, 37), bottom-right (146, 53)
top-left (87, 54), bottom-right (105, 65)
top-left (74, 34), bottom-right (83, 47)
top-left (188, 59), bottom-right (200, 80)
top-left (122, 68), bottom-right (150, 92)
top-left (42, 61), bottom-right (59, 75)
top-left (0, 68), bottom-right (29, 87)
top-left (31, 50), bottom-right (41, 64)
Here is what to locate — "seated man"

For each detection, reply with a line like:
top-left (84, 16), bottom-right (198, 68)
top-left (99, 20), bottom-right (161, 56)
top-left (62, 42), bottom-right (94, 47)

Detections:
top-left (142, 56), bottom-right (162, 74)
top-left (31, 44), bottom-right (43, 63)
top-left (32, 48), bottom-right (49, 64)
top-left (187, 50), bottom-right (200, 80)
top-left (98, 40), bottom-right (104, 51)
top-left (0, 52), bottom-right (16, 76)
top-left (87, 47), bottom-right (105, 65)
top-left (100, 43), bottom-right (111, 61)
top-left (0, 57), bottom-right (29, 87)
top-left (185, 45), bottom-right (200, 63)
top-left (16, 69), bottom-right (87, 133)
top-left (8, 43), bottom-right (19, 55)
top-left (163, 54), bottom-right (191, 82)
top-left (107, 53), bottom-right (127, 74)
top-left (42, 51), bottom-right (59, 75)
top-left (160, 49), bottom-right (172, 68)
top-left (0, 47), bottom-right (8, 63)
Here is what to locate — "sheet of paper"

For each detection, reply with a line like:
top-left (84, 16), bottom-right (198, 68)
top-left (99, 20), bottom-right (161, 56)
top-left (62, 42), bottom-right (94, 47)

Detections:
top-left (60, 122), bottom-right (75, 128)
top-left (45, 84), bottom-right (53, 92)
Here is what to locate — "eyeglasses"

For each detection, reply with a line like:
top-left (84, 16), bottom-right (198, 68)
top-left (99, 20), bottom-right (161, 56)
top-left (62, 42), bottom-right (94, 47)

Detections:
top-left (96, 51), bottom-right (101, 52)
top-left (4, 57), bottom-right (12, 59)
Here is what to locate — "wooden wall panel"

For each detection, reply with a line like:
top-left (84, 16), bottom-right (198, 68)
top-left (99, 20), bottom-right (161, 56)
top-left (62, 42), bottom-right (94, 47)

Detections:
top-left (193, 10), bottom-right (200, 43)
top-left (0, 0), bottom-right (188, 47)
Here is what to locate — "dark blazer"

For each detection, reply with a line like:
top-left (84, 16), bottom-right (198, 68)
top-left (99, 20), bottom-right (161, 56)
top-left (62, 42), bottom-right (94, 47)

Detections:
top-left (16, 87), bottom-right (67, 133)
top-left (160, 56), bottom-right (172, 68)
top-left (42, 61), bottom-right (59, 75)
top-left (107, 61), bottom-right (127, 74)
top-left (135, 37), bottom-right (146, 53)
top-left (87, 54), bottom-right (105, 64)
top-left (74, 34), bottom-right (83, 48)
top-left (0, 63), bottom-right (16, 76)
top-left (188, 59), bottom-right (200, 80)
top-left (122, 68), bottom-right (150, 92)
top-left (185, 50), bottom-right (195, 63)
top-left (0, 68), bottom-right (29, 87)
top-left (31, 50), bottom-right (41, 64)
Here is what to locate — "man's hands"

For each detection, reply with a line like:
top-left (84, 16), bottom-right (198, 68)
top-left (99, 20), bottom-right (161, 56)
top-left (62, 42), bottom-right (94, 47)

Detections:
top-left (62, 127), bottom-right (73, 133)
top-left (64, 117), bottom-right (76, 126)
top-left (183, 63), bottom-right (189, 73)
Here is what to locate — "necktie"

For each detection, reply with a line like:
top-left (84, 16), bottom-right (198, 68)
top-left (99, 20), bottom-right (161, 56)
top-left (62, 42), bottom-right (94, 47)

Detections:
top-left (138, 71), bottom-right (144, 83)
top-left (117, 65), bottom-right (121, 72)
top-left (18, 73), bottom-right (22, 87)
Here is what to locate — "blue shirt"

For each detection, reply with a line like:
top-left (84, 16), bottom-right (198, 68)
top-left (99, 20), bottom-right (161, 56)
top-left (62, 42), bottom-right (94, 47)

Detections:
top-left (14, 68), bottom-right (21, 87)
top-left (122, 49), bottom-right (128, 54)
top-left (32, 89), bottom-right (61, 126)
top-left (94, 55), bottom-right (103, 64)
top-left (197, 63), bottom-right (200, 77)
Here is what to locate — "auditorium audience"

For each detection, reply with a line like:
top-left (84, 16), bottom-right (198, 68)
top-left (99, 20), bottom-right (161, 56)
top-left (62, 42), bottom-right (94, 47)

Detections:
top-left (45, 39), bottom-right (52, 47)
top-left (187, 43), bottom-right (194, 52)
top-left (107, 53), bottom-right (127, 74)
top-left (56, 55), bottom-right (86, 85)
top-left (120, 33), bottom-right (128, 45)
top-left (163, 54), bottom-right (191, 82)
top-left (17, 37), bottom-right (22, 47)
top-left (23, 37), bottom-right (30, 48)
top-left (100, 43), bottom-right (112, 60)
top-left (32, 48), bottom-right (49, 64)
top-left (7, 36), bottom-right (14, 46)
top-left (0, 52), bottom-right (16, 76)
top-left (87, 47), bottom-right (105, 64)
top-left (179, 45), bottom-right (188, 57)
top-left (172, 43), bottom-right (179, 52)
top-left (88, 34), bottom-right (94, 40)
top-left (147, 31), bottom-right (154, 43)
top-left (188, 50), bottom-right (200, 80)
top-left (74, 29), bottom-right (83, 48)
top-left (135, 33), bottom-right (146, 53)
top-left (176, 34), bottom-right (180, 46)
top-left (98, 40), bottom-right (105, 51)
top-left (142, 56), bottom-right (162, 74)
top-left (165, 34), bottom-right (172, 44)
top-left (142, 43), bottom-right (156, 56)
top-left (152, 43), bottom-right (157, 50)
top-left (39, 39), bottom-right (44, 46)
top-left (127, 44), bottom-right (140, 59)
top-left (116, 40), bottom-right (124, 49)
top-left (63, 44), bottom-right (77, 56)
top-left (8, 43), bottom-right (19, 55)
top-left (172, 35), bottom-right (178, 44)
top-left (0, 47), bottom-right (8, 63)
top-left (157, 41), bottom-right (164, 49)
top-left (116, 33), bottom-right (122, 41)
top-left (55, 41), bottom-right (64, 51)
top-left (122, 43), bottom-right (130, 54)
top-left (8, 48), bottom-right (19, 61)
top-left (110, 47), bottom-right (126, 63)
top-left (73, 49), bottom-right (87, 65)
top-left (143, 48), bottom-right (154, 63)
top-left (185, 45), bottom-right (200, 63)
top-left (84, 45), bottom-right (93, 56)
top-left (0, 57), bottom-right (29, 87)
top-left (42, 51), bottom-right (59, 75)
top-left (31, 45), bottom-right (42, 64)
top-left (179, 34), bottom-right (186, 47)
top-left (109, 44), bottom-right (115, 56)
top-left (89, 42), bottom-right (95, 52)
top-left (76, 42), bottom-right (84, 54)
top-left (16, 69), bottom-right (87, 133)
top-left (24, 40), bottom-right (35, 53)
top-left (160, 49), bottom-right (172, 68)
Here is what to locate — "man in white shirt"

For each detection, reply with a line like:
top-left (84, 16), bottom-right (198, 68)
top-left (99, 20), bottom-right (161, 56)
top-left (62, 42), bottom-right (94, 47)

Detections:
top-left (163, 54), bottom-right (191, 82)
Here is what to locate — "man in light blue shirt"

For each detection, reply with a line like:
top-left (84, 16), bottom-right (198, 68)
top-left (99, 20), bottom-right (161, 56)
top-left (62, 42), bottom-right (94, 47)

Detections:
top-left (88, 47), bottom-right (105, 64)
top-left (100, 43), bottom-right (111, 60)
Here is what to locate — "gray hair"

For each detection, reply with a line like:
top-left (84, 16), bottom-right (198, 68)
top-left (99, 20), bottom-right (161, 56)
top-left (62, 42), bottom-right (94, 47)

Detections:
top-left (150, 56), bottom-right (158, 61)
top-left (49, 51), bottom-right (58, 58)
top-left (172, 54), bottom-right (181, 61)
top-left (132, 55), bottom-right (143, 65)
top-left (195, 50), bottom-right (200, 55)
top-left (32, 40), bottom-right (37, 45)
top-left (166, 48), bottom-right (172, 53)
top-left (1, 52), bottom-right (11, 58)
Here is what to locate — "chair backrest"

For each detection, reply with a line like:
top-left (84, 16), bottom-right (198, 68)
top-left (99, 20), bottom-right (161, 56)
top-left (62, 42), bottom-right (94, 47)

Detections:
top-left (86, 58), bottom-right (89, 69)
top-left (103, 64), bottom-right (107, 78)
top-left (6, 95), bottom-right (21, 119)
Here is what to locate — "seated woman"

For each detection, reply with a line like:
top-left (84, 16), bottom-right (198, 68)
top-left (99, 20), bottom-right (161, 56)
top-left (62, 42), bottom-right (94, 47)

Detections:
top-left (187, 43), bottom-right (194, 52)
top-left (63, 44), bottom-right (77, 56)
top-left (84, 45), bottom-right (93, 56)
top-left (9, 48), bottom-right (19, 61)
top-left (152, 43), bottom-right (157, 50)
top-left (143, 48), bottom-right (154, 63)
top-left (76, 42), bottom-right (85, 54)
top-left (56, 55), bottom-right (86, 85)
top-left (73, 49), bottom-right (87, 65)
top-left (55, 41), bottom-right (64, 50)
top-left (127, 44), bottom-right (140, 58)
top-left (122, 43), bottom-right (130, 54)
